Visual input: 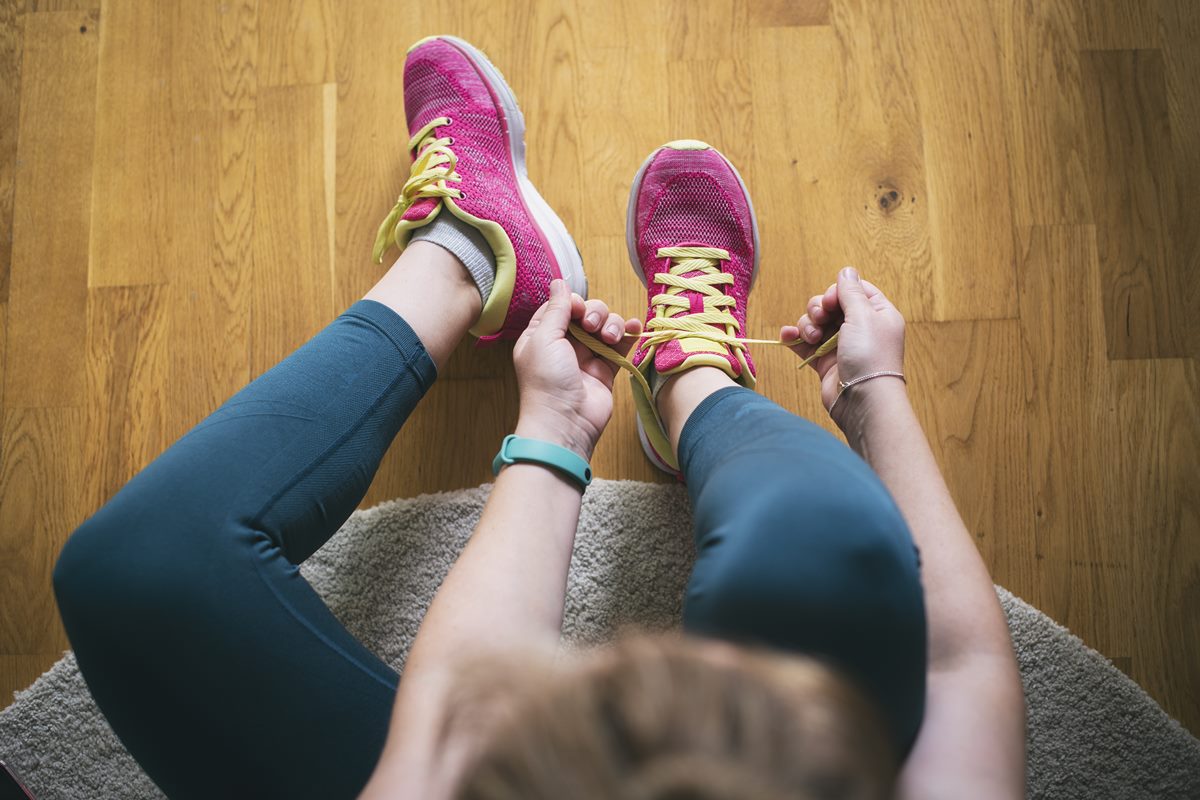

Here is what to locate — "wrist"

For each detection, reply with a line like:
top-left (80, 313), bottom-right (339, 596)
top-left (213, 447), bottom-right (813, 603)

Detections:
top-left (832, 376), bottom-right (911, 436)
top-left (514, 411), bottom-right (596, 461)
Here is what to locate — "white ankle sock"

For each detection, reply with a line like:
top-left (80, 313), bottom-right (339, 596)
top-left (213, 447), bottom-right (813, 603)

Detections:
top-left (410, 212), bottom-right (496, 303)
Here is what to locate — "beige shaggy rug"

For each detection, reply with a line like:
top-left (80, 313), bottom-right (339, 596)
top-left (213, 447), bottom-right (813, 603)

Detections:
top-left (2, 479), bottom-right (1198, 799)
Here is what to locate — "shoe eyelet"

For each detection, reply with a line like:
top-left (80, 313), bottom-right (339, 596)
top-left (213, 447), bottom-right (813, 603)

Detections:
top-left (445, 136), bottom-right (454, 145)
top-left (457, 192), bottom-right (468, 200)
top-left (444, 116), bottom-right (453, 126)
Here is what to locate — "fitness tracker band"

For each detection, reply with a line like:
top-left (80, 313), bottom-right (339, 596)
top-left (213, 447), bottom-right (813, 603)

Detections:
top-left (491, 434), bottom-right (592, 490)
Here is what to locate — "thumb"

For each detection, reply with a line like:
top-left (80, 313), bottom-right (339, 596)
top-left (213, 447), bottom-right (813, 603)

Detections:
top-left (537, 279), bottom-right (572, 336)
top-left (836, 266), bottom-right (871, 316)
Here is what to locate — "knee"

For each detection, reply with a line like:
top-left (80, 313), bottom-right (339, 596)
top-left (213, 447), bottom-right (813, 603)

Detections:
top-left (685, 480), bottom-right (923, 647)
top-left (54, 501), bottom-right (186, 639)
top-left (54, 511), bottom-right (130, 632)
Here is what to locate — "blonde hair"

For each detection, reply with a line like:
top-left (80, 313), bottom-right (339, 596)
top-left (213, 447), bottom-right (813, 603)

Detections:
top-left (448, 634), bottom-right (896, 800)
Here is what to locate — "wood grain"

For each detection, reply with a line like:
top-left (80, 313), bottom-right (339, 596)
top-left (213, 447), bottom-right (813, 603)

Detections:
top-left (259, 0), bottom-right (335, 88)
top-left (251, 83), bottom-right (335, 374)
top-left (0, 0), bottom-right (22, 303)
top-left (992, 0), bottom-right (1092, 226)
top-left (5, 10), bottom-right (97, 410)
top-left (1016, 225), bottom-right (1133, 666)
top-left (1158, 0), bottom-right (1200, 357)
top-left (0, 408), bottom-right (83, 654)
top-left (906, 320), bottom-right (1037, 602)
top-left (1076, 0), bottom-right (1160, 50)
top-left (907, 0), bottom-right (1017, 320)
top-left (1080, 49), bottom-right (1186, 360)
top-left (1, 0), bottom-right (1196, 736)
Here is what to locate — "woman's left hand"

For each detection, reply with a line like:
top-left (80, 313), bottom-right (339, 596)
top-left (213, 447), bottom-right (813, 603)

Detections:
top-left (512, 280), bottom-right (641, 459)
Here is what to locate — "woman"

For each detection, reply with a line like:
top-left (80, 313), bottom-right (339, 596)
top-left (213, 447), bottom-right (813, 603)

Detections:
top-left (54, 36), bottom-right (1025, 799)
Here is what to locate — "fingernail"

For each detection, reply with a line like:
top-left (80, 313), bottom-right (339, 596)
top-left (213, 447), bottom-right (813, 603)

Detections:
top-left (841, 266), bottom-right (858, 280)
top-left (586, 312), bottom-right (601, 327)
top-left (605, 323), bottom-right (620, 338)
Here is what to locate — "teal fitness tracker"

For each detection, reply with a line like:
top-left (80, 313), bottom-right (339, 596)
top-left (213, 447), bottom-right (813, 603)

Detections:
top-left (492, 434), bottom-right (592, 490)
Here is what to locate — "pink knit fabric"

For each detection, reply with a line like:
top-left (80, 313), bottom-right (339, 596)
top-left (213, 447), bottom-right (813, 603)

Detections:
top-left (402, 39), bottom-right (562, 339)
top-left (630, 147), bottom-right (757, 378)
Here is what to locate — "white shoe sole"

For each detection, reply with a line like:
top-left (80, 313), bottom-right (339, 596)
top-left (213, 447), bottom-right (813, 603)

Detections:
top-left (441, 36), bottom-right (588, 299)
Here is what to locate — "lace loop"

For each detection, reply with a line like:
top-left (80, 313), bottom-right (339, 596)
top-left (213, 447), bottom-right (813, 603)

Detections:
top-left (372, 116), bottom-right (464, 262)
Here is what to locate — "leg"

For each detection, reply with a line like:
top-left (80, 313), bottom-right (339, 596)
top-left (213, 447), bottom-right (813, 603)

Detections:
top-left (661, 369), bottom-right (927, 755)
top-left (53, 243), bottom-right (477, 799)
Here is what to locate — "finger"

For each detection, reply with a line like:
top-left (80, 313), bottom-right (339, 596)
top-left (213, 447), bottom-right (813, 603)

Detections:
top-left (570, 292), bottom-right (587, 321)
top-left (537, 279), bottom-right (573, 335)
top-left (836, 266), bottom-right (871, 316)
top-left (807, 294), bottom-right (828, 325)
top-left (781, 325), bottom-right (820, 366)
top-left (600, 312), bottom-right (624, 344)
top-left (797, 313), bottom-right (822, 344)
top-left (580, 298), bottom-right (611, 332)
top-left (614, 317), bottom-right (642, 358)
top-left (821, 283), bottom-right (839, 314)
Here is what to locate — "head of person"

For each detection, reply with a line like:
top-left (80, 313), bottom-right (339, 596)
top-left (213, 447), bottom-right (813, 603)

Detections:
top-left (447, 634), bottom-right (896, 800)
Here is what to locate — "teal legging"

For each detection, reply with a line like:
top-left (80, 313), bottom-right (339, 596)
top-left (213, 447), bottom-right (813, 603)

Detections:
top-left (54, 300), bottom-right (925, 799)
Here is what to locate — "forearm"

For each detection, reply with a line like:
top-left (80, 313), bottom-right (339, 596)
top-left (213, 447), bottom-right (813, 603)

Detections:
top-left (364, 431), bottom-right (585, 797)
top-left (839, 381), bottom-right (1015, 668)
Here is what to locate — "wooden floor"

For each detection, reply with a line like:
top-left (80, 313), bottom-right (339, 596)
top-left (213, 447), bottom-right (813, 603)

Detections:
top-left (1, 0), bottom-right (1197, 735)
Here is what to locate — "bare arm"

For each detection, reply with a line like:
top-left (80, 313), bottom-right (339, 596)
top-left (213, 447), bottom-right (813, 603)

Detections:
top-left (360, 283), bottom-right (639, 799)
top-left (785, 268), bottom-right (1025, 799)
top-left (842, 382), bottom-right (1026, 799)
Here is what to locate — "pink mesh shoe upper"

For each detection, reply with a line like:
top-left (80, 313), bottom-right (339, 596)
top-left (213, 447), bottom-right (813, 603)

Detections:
top-left (402, 39), bottom-right (561, 338)
top-left (630, 147), bottom-right (757, 378)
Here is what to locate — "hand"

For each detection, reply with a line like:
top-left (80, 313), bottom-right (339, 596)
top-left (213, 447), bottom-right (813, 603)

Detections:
top-left (512, 280), bottom-right (643, 459)
top-left (781, 267), bottom-right (907, 429)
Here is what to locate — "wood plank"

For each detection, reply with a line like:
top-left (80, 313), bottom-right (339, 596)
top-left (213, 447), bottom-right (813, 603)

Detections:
top-left (906, 320), bottom-right (1038, 602)
top-left (906, 0), bottom-right (1017, 320)
top-left (4, 10), bottom-right (97, 409)
top-left (0, 0), bottom-right (24, 303)
top-left (25, 0), bottom-right (96, 10)
top-left (89, 2), bottom-right (222, 288)
top-left (748, 0), bottom-right (829, 27)
top-left (748, 16), bottom-right (933, 346)
top-left (251, 83), bottom-right (336, 374)
top-left (0, 408), bottom-right (83, 655)
top-left (990, 0), bottom-right (1092, 226)
top-left (168, 110), bottom-right (256, 427)
top-left (218, 0), bottom-right (257, 111)
top-left (1015, 225), bottom-right (1133, 670)
top-left (259, 0), bottom-right (336, 88)
top-left (1158, 0), bottom-right (1200, 357)
top-left (575, 7), bottom-right (667, 244)
top-left (1080, 49), bottom-right (1185, 360)
top-left (667, 0), bottom-right (748, 61)
top-left (83, 286), bottom-right (168, 511)
top-left (1106, 357), bottom-right (1200, 732)
top-left (1075, 0), bottom-right (1160, 49)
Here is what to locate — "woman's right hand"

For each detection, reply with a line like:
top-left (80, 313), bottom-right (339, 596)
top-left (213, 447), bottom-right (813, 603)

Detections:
top-left (780, 267), bottom-right (907, 430)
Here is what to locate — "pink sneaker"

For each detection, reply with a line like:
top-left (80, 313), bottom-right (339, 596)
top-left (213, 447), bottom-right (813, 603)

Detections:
top-left (626, 140), bottom-right (760, 473)
top-left (374, 36), bottom-right (586, 341)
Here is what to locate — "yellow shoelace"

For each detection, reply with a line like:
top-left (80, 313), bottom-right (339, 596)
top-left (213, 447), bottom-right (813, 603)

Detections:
top-left (568, 247), bottom-right (840, 401)
top-left (372, 116), bottom-right (463, 263)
